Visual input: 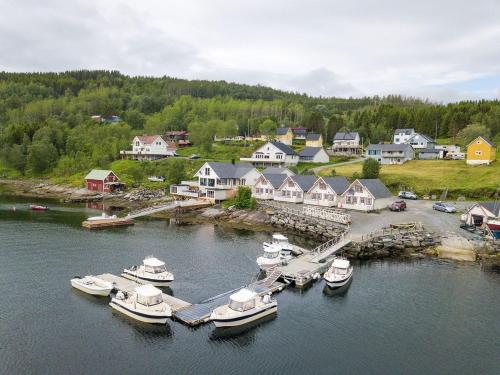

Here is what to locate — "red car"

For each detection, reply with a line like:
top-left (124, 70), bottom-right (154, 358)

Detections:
top-left (389, 200), bottom-right (407, 211)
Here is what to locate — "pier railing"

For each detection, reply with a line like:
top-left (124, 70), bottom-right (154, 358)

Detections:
top-left (311, 231), bottom-right (350, 255)
top-left (258, 200), bottom-right (351, 225)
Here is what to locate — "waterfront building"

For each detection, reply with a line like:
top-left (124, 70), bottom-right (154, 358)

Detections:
top-left (331, 132), bottom-right (362, 155)
top-left (84, 169), bottom-right (123, 193)
top-left (305, 133), bottom-right (323, 147)
top-left (365, 143), bottom-right (415, 164)
top-left (252, 173), bottom-right (288, 200)
top-left (303, 176), bottom-right (350, 207)
top-left (274, 175), bottom-right (316, 203)
top-left (463, 202), bottom-right (500, 227)
top-left (299, 147), bottom-right (330, 163)
top-left (120, 135), bottom-right (177, 160)
top-left (466, 136), bottom-right (496, 165)
top-left (240, 141), bottom-right (299, 167)
top-left (340, 179), bottom-right (393, 211)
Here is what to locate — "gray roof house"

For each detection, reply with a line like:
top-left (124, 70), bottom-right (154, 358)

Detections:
top-left (240, 141), bottom-right (299, 167)
top-left (418, 148), bottom-right (443, 160)
top-left (366, 143), bottom-right (415, 164)
top-left (407, 133), bottom-right (436, 149)
top-left (341, 178), bottom-right (393, 211)
top-left (322, 176), bottom-right (350, 194)
top-left (262, 173), bottom-right (288, 188)
top-left (299, 147), bottom-right (330, 163)
top-left (276, 127), bottom-right (291, 136)
top-left (262, 167), bottom-right (295, 176)
top-left (274, 174), bottom-right (317, 203)
top-left (333, 132), bottom-right (359, 141)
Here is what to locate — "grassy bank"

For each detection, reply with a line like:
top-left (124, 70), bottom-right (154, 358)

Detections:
top-left (319, 159), bottom-right (499, 199)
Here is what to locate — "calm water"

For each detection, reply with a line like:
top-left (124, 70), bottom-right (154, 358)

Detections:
top-left (0, 196), bottom-right (499, 375)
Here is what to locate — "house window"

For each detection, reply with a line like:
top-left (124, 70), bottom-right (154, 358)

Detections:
top-left (241, 179), bottom-right (246, 185)
top-left (366, 198), bottom-right (372, 205)
top-left (207, 190), bottom-right (215, 198)
top-left (135, 141), bottom-right (140, 146)
top-left (319, 182), bottom-right (326, 190)
top-left (360, 197), bottom-right (365, 204)
top-left (475, 151), bottom-right (482, 156)
top-left (288, 180), bottom-right (294, 187)
top-left (355, 185), bottom-right (363, 193)
top-left (205, 168), bottom-right (210, 175)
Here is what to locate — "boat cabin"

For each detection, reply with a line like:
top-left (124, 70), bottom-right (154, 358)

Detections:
top-left (332, 258), bottom-right (350, 275)
top-left (271, 234), bottom-right (292, 251)
top-left (262, 244), bottom-right (281, 259)
top-left (228, 289), bottom-right (257, 312)
top-left (143, 257), bottom-right (167, 274)
top-left (135, 284), bottom-right (164, 306)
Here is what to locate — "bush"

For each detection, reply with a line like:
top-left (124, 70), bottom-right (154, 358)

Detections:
top-left (362, 158), bottom-right (380, 178)
top-left (234, 186), bottom-right (256, 209)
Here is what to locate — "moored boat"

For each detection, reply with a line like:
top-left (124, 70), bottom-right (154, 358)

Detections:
top-left (323, 258), bottom-right (353, 288)
top-left (30, 204), bottom-right (49, 211)
top-left (256, 243), bottom-right (289, 270)
top-left (486, 219), bottom-right (500, 231)
top-left (87, 213), bottom-right (118, 221)
top-left (109, 284), bottom-right (172, 324)
top-left (209, 288), bottom-right (277, 328)
top-left (122, 257), bottom-right (174, 286)
top-left (70, 275), bottom-right (114, 296)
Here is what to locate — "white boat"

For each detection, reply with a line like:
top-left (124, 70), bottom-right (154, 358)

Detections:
top-left (323, 258), bottom-right (353, 288)
top-left (122, 257), bottom-right (174, 286)
top-left (265, 233), bottom-right (294, 256)
top-left (109, 284), bottom-right (172, 324)
top-left (256, 243), bottom-right (290, 270)
top-left (70, 275), bottom-right (114, 296)
top-left (87, 213), bottom-right (117, 221)
top-left (210, 288), bottom-right (277, 328)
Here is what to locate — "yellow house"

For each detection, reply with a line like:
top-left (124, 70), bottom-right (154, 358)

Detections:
top-left (466, 136), bottom-right (496, 165)
top-left (305, 133), bottom-right (323, 147)
top-left (276, 127), bottom-right (293, 145)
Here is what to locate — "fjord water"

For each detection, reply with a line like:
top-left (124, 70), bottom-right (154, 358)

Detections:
top-left (0, 197), bottom-right (498, 375)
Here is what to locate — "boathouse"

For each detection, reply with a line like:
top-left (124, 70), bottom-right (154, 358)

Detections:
top-left (85, 169), bottom-right (123, 193)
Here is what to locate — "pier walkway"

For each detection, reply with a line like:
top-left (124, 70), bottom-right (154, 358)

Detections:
top-left (126, 199), bottom-right (212, 219)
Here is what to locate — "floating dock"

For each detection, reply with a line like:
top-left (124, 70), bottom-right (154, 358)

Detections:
top-left (82, 218), bottom-right (135, 229)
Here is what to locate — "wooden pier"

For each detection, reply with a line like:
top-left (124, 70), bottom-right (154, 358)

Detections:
top-left (82, 217), bottom-right (134, 229)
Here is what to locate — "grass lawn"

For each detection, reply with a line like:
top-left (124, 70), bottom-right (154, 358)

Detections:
top-left (176, 142), bottom-right (259, 161)
top-left (319, 159), bottom-right (499, 199)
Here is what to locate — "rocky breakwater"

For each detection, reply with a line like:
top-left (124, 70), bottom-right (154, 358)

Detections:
top-left (344, 226), bottom-right (441, 259)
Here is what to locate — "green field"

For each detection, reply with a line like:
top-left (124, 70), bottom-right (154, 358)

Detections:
top-left (319, 159), bottom-right (499, 199)
top-left (175, 142), bottom-right (259, 161)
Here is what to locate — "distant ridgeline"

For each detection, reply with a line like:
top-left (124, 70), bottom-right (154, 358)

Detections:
top-left (0, 70), bottom-right (498, 179)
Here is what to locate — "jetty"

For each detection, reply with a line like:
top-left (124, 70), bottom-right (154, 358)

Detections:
top-left (82, 217), bottom-right (134, 229)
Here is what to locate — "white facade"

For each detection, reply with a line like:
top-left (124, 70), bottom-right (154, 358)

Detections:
top-left (393, 129), bottom-right (415, 144)
top-left (240, 141), bottom-right (299, 167)
top-left (120, 135), bottom-right (176, 160)
top-left (252, 175), bottom-right (277, 200)
top-left (407, 133), bottom-right (435, 149)
top-left (274, 177), bottom-right (306, 203)
top-left (340, 180), bottom-right (392, 211)
top-left (299, 147), bottom-right (330, 163)
top-left (303, 178), bottom-right (341, 207)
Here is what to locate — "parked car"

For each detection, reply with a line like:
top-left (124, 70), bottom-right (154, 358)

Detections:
top-left (433, 201), bottom-right (457, 213)
top-left (389, 200), bottom-right (407, 211)
top-left (398, 191), bottom-right (418, 200)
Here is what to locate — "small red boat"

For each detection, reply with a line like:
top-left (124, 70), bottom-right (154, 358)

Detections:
top-left (30, 204), bottom-right (49, 211)
top-left (486, 220), bottom-right (500, 231)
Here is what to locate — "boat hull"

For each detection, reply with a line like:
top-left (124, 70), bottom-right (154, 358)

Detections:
top-left (324, 268), bottom-right (353, 288)
top-left (70, 279), bottom-right (112, 296)
top-left (109, 300), bottom-right (170, 324)
top-left (121, 271), bottom-right (173, 286)
top-left (30, 205), bottom-right (48, 211)
top-left (212, 304), bottom-right (277, 328)
top-left (486, 222), bottom-right (500, 231)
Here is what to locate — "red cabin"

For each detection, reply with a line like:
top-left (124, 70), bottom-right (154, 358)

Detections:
top-left (84, 169), bottom-right (123, 193)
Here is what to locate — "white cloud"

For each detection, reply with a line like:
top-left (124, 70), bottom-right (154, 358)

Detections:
top-left (1, 0), bottom-right (499, 102)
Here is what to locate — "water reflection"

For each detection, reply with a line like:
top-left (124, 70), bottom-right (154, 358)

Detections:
top-left (209, 313), bottom-right (277, 343)
top-left (70, 289), bottom-right (111, 307)
top-left (111, 311), bottom-right (174, 341)
top-left (322, 278), bottom-right (352, 298)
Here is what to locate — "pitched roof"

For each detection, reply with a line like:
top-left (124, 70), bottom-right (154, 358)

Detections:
top-left (136, 135), bottom-right (161, 144)
top-left (262, 173), bottom-right (288, 188)
top-left (419, 148), bottom-right (440, 153)
top-left (394, 128), bottom-right (414, 135)
top-left (165, 130), bottom-right (187, 136)
top-left (479, 202), bottom-right (500, 216)
top-left (84, 169), bottom-right (116, 181)
top-left (321, 176), bottom-right (350, 194)
top-left (262, 167), bottom-right (295, 175)
top-left (299, 147), bottom-right (325, 157)
top-left (334, 132), bottom-right (358, 141)
top-left (292, 127), bottom-right (307, 134)
top-left (409, 133), bottom-right (435, 143)
top-left (276, 127), bottom-right (291, 136)
top-left (366, 143), bottom-right (413, 152)
top-left (357, 179), bottom-right (392, 198)
top-left (206, 162), bottom-right (255, 179)
top-left (290, 175), bottom-right (317, 191)
top-left (467, 136), bottom-right (496, 147)
top-left (269, 141), bottom-right (297, 155)
top-left (306, 133), bottom-right (321, 141)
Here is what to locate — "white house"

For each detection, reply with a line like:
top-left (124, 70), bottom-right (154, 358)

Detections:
top-left (303, 176), bottom-right (350, 207)
top-left (171, 162), bottom-right (260, 202)
top-left (365, 144), bottom-right (415, 164)
top-left (407, 133), bottom-right (436, 149)
top-left (393, 128), bottom-right (415, 144)
top-left (262, 167), bottom-right (295, 176)
top-left (331, 132), bottom-right (362, 155)
top-left (340, 179), bottom-right (393, 211)
top-left (274, 175), bottom-right (317, 203)
top-left (252, 173), bottom-right (288, 200)
top-left (240, 141), bottom-right (299, 167)
top-left (120, 135), bottom-right (177, 161)
top-left (299, 147), bottom-right (330, 163)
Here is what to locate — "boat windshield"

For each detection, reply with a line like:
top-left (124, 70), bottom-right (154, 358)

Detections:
top-left (229, 299), bottom-right (255, 312)
top-left (334, 267), bottom-right (348, 275)
top-left (144, 265), bottom-right (166, 274)
top-left (137, 293), bottom-right (163, 306)
top-left (264, 251), bottom-right (279, 259)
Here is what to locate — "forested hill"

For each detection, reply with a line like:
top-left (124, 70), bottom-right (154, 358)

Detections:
top-left (0, 70), bottom-right (498, 178)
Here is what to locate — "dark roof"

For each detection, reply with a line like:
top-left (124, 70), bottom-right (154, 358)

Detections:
top-left (276, 127), bottom-right (290, 136)
top-left (479, 202), bottom-right (500, 216)
top-left (262, 167), bottom-right (294, 175)
top-left (321, 176), bottom-right (350, 194)
top-left (467, 136), bottom-right (496, 147)
top-left (290, 175), bottom-right (317, 191)
top-left (262, 173), bottom-right (288, 188)
top-left (292, 127), bottom-right (307, 134)
top-left (206, 162), bottom-right (255, 179)
top-left (306, 133), bottom-right (321, 141)
top-left (357, 179), bottom-right (392, 198)
top-left (419, 148), bottom-right (440, 153)
top-left (394, 128), bottom-right (414, 135)
top-left (334, 132), bottom-right (358, 141)
top-left (299, 147), bottom-right (325, 157)
top-left (269, 141), bottom-right (297, 155)
top-left (366, 143), bottom-right (413, 152)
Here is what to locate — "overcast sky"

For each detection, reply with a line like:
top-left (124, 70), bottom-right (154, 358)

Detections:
top-left (1, 0), bottom-right (499, 102)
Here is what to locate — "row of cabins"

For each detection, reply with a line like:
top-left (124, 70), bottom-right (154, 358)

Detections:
top-left (171, 162), bottom-right (393, 211)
